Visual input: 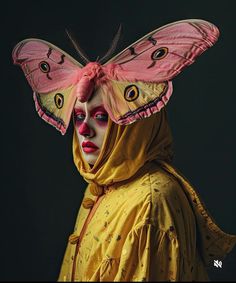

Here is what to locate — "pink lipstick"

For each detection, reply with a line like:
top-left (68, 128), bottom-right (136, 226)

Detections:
top-left (82, 141), bottom-right (98, 153)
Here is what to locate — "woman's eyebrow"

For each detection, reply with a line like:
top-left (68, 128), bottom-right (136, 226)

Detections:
top-left (90, 105), bottom-right (107, 116)
top-left (74, 105), bottom-right (107, 115)
top-left (74, 107), bottom-right (84, 113)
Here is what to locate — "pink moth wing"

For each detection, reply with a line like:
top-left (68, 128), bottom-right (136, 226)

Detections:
top-left (13, 19), bottom-right (220, 133)
top-left (105, 19), bottom-right (219, 82)
top-left (12, 39), bottom-right (83, 134)
top-left (100, 19), bottom-right (219, 125)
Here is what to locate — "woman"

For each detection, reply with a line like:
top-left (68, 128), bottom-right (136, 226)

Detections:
top-left (12, 19), bottom-right (236, 281)
top-left (58, 89), bottom-right (236, 281)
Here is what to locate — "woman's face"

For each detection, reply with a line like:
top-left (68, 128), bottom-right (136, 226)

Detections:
top-left (74, 93), bottom-right (109, 166)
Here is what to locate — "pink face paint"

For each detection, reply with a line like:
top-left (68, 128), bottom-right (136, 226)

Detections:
top-left (91, 106), bottom-right (108, 127)
top-left (74, 108), bottom-right (85, 124)
top-left (74, 93), bottom-right (109, 166)
top-left (95, 120), bottom-right (108, 127)
top-left (90, 106), bottom-right (107, 116)
top-left (78, 122), bottom-right (90, 136)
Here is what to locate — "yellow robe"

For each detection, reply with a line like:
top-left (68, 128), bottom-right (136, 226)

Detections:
top-left (58, 108), bottom-right (236, 281)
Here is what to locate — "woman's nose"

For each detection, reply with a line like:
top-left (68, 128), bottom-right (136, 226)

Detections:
top-left (78, 122), bottom-right (95, 137)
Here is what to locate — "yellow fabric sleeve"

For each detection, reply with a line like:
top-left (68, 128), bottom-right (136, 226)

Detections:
top-left (114, 223), bottom-right (151, 281)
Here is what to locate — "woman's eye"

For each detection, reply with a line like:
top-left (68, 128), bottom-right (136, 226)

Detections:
top-left (95, 113), bottom-right (108, 122)
top-left (75, 113), bottom-right (85, 121)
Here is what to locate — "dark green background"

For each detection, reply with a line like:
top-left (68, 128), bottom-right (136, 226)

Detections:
top-left (1, 0), bottom-right (236, 281)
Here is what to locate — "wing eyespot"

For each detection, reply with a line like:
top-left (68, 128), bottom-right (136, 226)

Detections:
top-left (39, 61), bottom-right (50, 73)
top-left (124, 85), bottom-right (139, 102)
top-left (151, 47), bottom-right (168, 60)
top-left (54, 93), bottom-right (64, 109)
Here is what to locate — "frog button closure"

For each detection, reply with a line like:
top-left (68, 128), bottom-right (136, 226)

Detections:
top-left (82, 197), bottom-right (95, 209)
top-left (89, 183), bottom-right (104, 196)
top-left (68, 234), bottom-right (80, 245)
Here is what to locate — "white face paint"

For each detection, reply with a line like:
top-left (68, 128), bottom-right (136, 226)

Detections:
top-left (74, 93), bottom-right (109, 167)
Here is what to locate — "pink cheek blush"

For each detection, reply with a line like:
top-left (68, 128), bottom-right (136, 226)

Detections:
top-left (95, 120), bottom-right (108, 127)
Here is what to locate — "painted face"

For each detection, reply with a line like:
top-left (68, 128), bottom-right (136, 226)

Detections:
top-left (74, 93), bottom-right (109, 166)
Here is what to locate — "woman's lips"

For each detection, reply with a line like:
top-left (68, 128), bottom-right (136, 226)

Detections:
top-left (82, 141), bottom-right (98, 153)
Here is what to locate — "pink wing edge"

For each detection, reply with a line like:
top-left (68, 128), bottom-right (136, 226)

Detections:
top-left (33, 92), bottom-right (66, 135)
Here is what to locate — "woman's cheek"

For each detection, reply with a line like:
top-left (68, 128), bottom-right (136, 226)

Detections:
top-left (95, 120), bottom-right (108, 127)
top-left (74, 121), bottom-right (82, 131)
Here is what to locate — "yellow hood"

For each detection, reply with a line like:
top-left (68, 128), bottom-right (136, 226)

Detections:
top-left (73, 107), bottom-right (173, 186)
top-left (72, 107), bottom-right (236, 266)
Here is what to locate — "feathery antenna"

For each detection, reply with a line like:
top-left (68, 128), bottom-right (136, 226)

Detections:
top-left (99, 24), bottom-right (122, 64)
top-left (65, 29), bottom-right (90, 65)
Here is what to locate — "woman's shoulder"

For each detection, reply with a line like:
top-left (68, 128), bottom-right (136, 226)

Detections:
top-left (119, 164), bottom-right (185, 204)
top-left (122, 163), bottom-right (181, 198)
top-left (148, 166), bottom-right (182, 197)
top-left (146, 166), bottom-right (195, 230)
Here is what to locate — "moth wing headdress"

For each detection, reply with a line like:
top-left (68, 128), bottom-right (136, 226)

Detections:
top-left (12, 19), bottom-right (219, 134)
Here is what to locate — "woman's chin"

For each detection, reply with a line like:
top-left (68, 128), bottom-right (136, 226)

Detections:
top-left (82, 151), bottom-right (100, 166)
